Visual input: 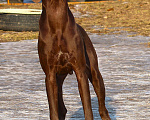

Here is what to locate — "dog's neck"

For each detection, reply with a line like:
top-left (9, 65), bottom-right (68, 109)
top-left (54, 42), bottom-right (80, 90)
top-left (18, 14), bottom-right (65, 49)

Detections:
top-left (42, 0), bottom-right (69, 20)
top-left (41, 0), bottom-right (75, 31)
top-left (42, 0), bottom-right (67, 9)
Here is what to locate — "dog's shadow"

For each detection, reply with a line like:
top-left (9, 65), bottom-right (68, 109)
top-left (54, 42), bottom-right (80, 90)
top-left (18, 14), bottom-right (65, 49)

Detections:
top-left (70, 96), bottom-right (116, 120)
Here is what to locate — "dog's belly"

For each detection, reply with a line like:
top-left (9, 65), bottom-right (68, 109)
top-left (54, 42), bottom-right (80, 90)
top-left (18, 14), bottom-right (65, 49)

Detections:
top-left (55, 50), bottom-right (73, 75)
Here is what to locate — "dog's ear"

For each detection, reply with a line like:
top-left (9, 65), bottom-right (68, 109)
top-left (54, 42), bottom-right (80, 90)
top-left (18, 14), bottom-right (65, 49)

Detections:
top-left (42, 0), bottom-right (47, 9)
top-left (42, 1), bottom-right (48, 12)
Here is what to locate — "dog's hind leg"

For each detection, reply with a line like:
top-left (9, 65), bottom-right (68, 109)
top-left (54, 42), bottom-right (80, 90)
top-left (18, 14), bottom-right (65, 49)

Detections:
top-left (85, 52), bottom-right (110, 120)
top-left (90, 66), bottom-right (111, 120)
top-left (56, 74), bottom-right (68, 120)
top-left (77, 24), bottom-right (111, 120)
top-left (86, 44), bottom-right (111, 120)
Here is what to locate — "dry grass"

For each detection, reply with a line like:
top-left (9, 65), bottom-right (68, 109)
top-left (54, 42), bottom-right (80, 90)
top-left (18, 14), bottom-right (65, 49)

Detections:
top-left (0, 0), bottom-right (149, 42)
top-left (0, 30), bottom-right (38, 42)
top-left (74, 0), bottom-right (150, 36)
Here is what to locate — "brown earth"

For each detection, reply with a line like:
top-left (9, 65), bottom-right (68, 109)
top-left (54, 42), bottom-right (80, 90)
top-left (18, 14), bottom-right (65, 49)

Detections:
top-left (0, 0), bottom-right (150, 42)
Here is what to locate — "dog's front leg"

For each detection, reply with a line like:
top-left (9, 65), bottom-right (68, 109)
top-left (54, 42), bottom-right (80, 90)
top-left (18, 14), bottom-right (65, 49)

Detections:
top-left (56, 74), bottom-right (68, 120)
top-left (74, 67), bottom-right (93, 120)
top-left (45, 69), bottom-right (59, 120)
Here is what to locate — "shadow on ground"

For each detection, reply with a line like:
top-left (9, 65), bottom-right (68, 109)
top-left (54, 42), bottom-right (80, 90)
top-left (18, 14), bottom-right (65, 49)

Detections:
top-left (70, 97), bottom-right (116, 120)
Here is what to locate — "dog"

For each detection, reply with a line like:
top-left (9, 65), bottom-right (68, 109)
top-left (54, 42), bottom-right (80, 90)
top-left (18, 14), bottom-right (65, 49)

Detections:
top-left (38, 0), bottom-right (111, 120)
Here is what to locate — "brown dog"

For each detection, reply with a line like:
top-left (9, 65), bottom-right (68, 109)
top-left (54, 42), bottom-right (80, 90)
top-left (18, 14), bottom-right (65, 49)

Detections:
top-left (38, 0), bottom-right (111, 120)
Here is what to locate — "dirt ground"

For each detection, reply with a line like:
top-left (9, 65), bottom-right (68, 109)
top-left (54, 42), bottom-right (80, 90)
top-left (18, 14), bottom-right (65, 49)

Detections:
top-left (0, 0), bottom-right (150, 42)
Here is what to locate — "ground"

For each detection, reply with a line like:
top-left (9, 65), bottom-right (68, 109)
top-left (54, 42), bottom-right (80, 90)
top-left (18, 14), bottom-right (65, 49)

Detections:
top-left (0, 0), bottom-right (150, 43)
top-left (0, 34), bottom-right (149, 120)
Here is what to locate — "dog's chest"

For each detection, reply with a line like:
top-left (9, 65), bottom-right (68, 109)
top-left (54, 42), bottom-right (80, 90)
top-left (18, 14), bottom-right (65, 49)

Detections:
top-left (56, 50), bottom-right (69, 65)
top-left (54, 50), bottom-right (74, 74)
